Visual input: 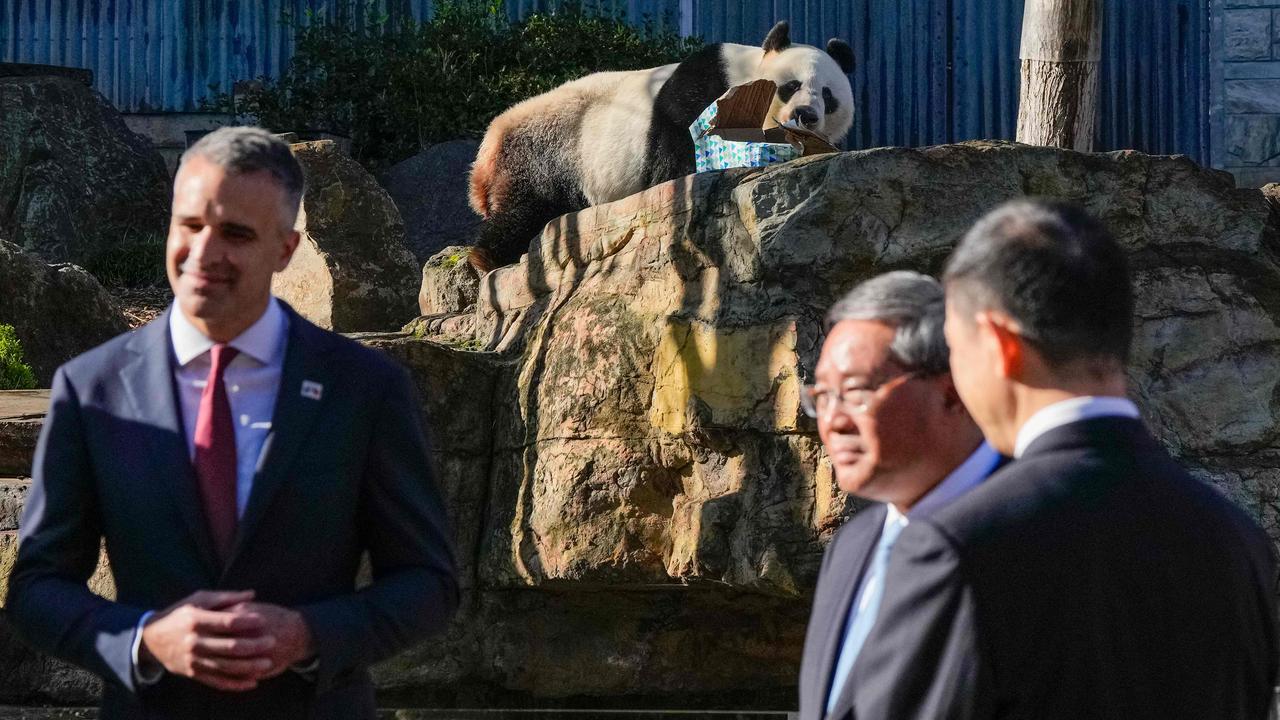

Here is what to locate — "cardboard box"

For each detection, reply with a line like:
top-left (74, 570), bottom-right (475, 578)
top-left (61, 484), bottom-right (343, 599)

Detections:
top-left (689, 79), bottom-right (840, 173)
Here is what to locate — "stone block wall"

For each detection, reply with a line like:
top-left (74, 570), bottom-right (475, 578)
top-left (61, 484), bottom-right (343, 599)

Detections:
top-left (1214, 0), bottom-right (1280, 187)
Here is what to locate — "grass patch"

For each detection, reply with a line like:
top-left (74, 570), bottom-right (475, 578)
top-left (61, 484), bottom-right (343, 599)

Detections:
top-left (447, 336), bottom-right (486, 351)
top-left (85, 230), bottom-right (168, 289)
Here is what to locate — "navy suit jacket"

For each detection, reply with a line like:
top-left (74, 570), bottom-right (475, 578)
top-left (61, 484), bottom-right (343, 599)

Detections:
top-left (4, 303), bottom-right (460, 720)
top-left (848, 417), bottom-right (1278, 720)
top-left (798, 502), bottom-right (887, 720)
top-left (798, 454), bottom-right (1008, 720)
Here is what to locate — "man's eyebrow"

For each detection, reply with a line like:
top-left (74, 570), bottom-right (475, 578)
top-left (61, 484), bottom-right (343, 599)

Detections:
top-left (220, 222), bottom-right (257, 236)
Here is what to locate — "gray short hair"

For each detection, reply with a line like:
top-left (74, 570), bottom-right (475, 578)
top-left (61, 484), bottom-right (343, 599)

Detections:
top-left (825, 270), bottom-right (949, 375)
top-left (180, 126), bottom-right (304, 230)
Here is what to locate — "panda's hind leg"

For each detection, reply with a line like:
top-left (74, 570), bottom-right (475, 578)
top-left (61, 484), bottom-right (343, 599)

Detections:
top-left (469, 189), bottom-right (564, 274)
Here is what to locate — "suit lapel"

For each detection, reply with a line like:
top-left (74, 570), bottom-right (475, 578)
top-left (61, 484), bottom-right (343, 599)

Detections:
top-left (224, 307), bottom-right (334, 572)
top-left (119, 309), bottom-right (222, 580)
top-left (812, 504), bottom-right (886, 717)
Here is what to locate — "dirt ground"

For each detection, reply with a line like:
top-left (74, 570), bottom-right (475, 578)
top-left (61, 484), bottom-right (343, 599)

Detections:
top-left (109, 286), bottom-right (172, 329)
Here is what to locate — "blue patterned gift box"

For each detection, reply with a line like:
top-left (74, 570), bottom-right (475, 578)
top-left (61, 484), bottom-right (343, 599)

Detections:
top-left (689, 101), bottom-right (800, 173)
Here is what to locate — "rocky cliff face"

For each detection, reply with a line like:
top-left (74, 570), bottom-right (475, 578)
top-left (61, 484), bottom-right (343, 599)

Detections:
top-left (387, 141), bottom-right (1280, 705)
top-left (3, 142), bottom-right (1279, 709)
top-left (459, 141), bottom-right (1280, 595)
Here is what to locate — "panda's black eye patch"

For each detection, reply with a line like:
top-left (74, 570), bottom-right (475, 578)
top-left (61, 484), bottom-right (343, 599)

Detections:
top-left (823, 87), bottom-right (840, 114)
top-left (778, 80), bottom-right (802, 102)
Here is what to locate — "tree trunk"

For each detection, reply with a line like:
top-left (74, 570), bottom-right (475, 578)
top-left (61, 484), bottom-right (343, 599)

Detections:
top-left (1016, 0), bottom-right (1101, 151)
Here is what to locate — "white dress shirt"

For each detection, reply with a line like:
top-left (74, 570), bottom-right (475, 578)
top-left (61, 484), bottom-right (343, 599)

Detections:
top-left (132, 298), bottom-right (291, 684)
top-left (1014, 396), bottom-right (1141, 458)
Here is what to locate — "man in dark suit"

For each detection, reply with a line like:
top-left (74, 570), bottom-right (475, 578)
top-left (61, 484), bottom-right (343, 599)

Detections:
top-left (798, 271), bottom-right (1004, 720)
top-left (850, 199), bottom-right (1279, 719)
top-left (4, 127), bottom-right (459, 719)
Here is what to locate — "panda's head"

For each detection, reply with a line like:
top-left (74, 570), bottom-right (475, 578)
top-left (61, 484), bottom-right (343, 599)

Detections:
top-left (756, 21), bottom-right (855, 143)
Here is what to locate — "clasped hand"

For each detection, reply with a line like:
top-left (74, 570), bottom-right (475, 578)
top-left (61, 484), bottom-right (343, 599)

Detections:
top-left (139, 590), bottom-right (315, 692)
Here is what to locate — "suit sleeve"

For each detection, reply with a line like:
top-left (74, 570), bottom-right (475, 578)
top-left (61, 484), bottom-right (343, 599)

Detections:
top-left (4, 367), bottom-right (147, 692)
top-left (849, 520), bottom-right (991, 720)
top-left (297, 365), bottom-right (460, 691)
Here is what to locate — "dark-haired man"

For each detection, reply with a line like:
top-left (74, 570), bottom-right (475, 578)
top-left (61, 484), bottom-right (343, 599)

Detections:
top-left (849, 199), bottom-right (1278, 719)
top-left (6, 127), bottom-right (459, 719)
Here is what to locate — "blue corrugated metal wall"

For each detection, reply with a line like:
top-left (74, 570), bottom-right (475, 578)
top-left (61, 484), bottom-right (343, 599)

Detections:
top-left (0, 0), bottom-right (680, 113)
top-left (506, 0), bottom-right (680, 24)
top-left (1, 0), bottom-right (1210, 163)
top-left (1, 0), bottom-right (423, 112)
top-left (690, 0), bottom-right (1210, 163)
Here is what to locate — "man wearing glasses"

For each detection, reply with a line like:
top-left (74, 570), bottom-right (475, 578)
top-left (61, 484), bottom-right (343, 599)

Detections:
top-left (796, 271), bottom-right (1004, 720)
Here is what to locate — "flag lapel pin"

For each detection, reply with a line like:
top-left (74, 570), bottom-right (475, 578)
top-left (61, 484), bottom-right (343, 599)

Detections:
top-left (301, 380), bottom-right (324, 401)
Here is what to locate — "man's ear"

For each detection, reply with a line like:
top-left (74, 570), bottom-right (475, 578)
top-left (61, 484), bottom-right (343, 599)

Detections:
top-left (277, 230), bottom-right (301, 272)
top-left (980, 311), bottom-right (1025, 380)
top-left (937, 372), bottom-right (966, 412)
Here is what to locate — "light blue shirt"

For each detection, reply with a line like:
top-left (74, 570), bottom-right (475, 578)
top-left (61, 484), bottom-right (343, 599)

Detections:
top-left (169, 296), bottom-right (288, 515)
top-left (131, 298), bottom-right (290, 684)
top-left (825, 441), bottom-right (1002, 713)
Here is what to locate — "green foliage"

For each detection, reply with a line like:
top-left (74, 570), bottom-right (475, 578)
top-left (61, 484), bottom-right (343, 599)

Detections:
top-left (85, 230), bottom-right (168, 288)
top-left (0, 324), bottom-right (37, 390)
top-left (204, 0), bottom-right (702, 172)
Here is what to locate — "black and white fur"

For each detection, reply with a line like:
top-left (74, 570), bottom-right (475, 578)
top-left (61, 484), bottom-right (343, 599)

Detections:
top-left (468, 21), bottom-right (856, 271)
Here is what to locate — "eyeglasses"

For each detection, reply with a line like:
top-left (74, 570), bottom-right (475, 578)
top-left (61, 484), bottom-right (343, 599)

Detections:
top-left (800, 371), bottom-right (920, 419)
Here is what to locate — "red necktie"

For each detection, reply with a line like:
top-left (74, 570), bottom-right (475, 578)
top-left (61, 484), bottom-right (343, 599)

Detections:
top-left (194, 343), bottom-right (240, 563)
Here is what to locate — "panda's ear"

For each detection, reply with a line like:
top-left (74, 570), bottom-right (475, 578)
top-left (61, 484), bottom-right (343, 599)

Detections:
top-left (827, 38), bottom-right (856, 74)
top-left (762, 21), bottom-right (791, 54)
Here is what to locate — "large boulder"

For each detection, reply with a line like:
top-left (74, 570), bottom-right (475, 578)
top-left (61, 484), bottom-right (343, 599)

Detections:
top-left (0, 240), bottom-right (129, 386)
top-left (452, 141), bottom-right (1280, 701)
top-left (272, 140), bottom-right (420, 332)
top-left (419, 245), bottom-right (480, 316)
top-left (379, 140), bottom-right (483, 265)
top-left (0, 75), bottom-right (169, 270)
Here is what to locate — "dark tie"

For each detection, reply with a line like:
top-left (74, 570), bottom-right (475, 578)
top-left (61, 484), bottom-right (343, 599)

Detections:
top-left (194, 343), bottom-right (240, 563)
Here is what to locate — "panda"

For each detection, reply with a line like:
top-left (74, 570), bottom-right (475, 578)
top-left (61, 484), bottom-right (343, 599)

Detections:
top-left (467, 21), bottom-right (856, 272)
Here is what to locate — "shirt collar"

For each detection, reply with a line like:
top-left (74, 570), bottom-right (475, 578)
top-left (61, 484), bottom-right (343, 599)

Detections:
top-left (885, 441), bottom-right (1001, 528)
top-left (1014, 396), bottom-right (1141, 458)
top-left (169, 297), bottom-right (288, 368)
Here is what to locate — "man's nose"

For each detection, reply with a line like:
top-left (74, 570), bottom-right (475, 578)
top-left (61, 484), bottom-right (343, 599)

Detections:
top-left (821, 402), bottom-right (859, 434)
top-left (187, 227), bottom-right (220, 263)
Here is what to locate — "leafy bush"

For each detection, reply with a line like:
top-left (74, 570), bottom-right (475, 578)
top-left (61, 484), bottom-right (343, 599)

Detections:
top-left (0, 324), bottom-right (37, 390)
top-left (206, 0), bottom-right (702, 172)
